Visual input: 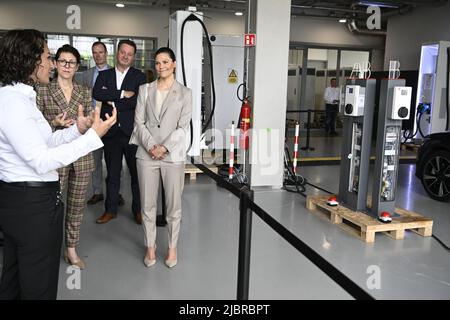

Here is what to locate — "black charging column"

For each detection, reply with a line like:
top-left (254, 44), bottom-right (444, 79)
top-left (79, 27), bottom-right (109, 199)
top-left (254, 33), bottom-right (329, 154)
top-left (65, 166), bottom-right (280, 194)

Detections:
top-left (338, 79), bottom-right (376, 212)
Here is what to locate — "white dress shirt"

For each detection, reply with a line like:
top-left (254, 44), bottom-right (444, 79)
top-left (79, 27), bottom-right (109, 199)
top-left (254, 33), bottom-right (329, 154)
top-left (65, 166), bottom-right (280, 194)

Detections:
top-left (324, 86), bottom-right (341, 105)
top-left (116, 67), bottom-right (130, 99)
top-left (92, 64), bottom-right (109, 107)
top-left (0, 83), bottom-right (103, 182)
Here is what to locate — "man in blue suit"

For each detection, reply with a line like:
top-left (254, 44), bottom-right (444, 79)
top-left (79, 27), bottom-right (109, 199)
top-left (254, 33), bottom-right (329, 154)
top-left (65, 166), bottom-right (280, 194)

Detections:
top-left (93, 39), bottom-right (146, 225)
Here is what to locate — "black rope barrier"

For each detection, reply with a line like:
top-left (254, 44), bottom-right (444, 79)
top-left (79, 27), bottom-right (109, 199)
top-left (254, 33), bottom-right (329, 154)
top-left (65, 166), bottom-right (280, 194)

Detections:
top-left (189, 158), bottom-right (374, 300)
top-left (191, 160), bottom-right (241, 198)
top-left (248, 199), bottom-right (374, 300)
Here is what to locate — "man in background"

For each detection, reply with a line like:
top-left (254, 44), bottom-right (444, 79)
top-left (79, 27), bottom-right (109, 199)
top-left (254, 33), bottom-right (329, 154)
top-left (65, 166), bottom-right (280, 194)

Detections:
top-left (323, 77), bottom-right (340, 136)
top-left (81, 41), bottom-right (124, 206)
top-left (93, 40), bottom-right (146, 225)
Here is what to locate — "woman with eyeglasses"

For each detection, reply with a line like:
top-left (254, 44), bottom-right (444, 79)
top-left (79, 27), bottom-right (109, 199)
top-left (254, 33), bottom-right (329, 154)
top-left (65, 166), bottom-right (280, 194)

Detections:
top-left (36, 44), bottom-right (95, 271)
top-left (0, 29), bottom-right (116, 300)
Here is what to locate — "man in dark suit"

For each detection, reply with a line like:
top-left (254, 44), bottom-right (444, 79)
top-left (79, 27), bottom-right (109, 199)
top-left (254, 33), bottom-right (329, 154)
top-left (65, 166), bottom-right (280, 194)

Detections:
top-left (81, 42), bottom-right (110, 205)
top-left (93, 39), bottom-right (146, 225)
top-left (82, 42), bottom-right (125, 207)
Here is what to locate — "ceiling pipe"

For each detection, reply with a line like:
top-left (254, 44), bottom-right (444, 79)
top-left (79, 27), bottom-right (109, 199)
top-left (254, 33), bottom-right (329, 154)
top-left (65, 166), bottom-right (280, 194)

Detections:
top-left (346, 19), bottom-right (386, 36)
top-left (81, 0), bottom-right (165, 7)
top-left (394, 0), bottom-right (448, 5)
top-left (345, 1), bottom-right (397, 36)
top-left (291, 12), bottom-right (366, 21)
top-left (291, 4), bottom-right (367, 14)
top-left (380, 5), bottom-right (414, 18)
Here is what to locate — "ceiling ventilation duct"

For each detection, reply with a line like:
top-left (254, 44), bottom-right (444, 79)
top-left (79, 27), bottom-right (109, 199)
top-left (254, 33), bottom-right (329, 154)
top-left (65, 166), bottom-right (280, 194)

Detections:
top-left (346, 18), bottom-right (387, 36)
top-left (346, 0), bottom-right (448, 36)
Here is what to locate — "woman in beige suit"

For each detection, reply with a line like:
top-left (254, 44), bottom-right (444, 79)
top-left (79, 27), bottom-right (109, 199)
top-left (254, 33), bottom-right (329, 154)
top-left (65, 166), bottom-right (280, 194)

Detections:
top-left (131, 47), bottom-right (192, 268)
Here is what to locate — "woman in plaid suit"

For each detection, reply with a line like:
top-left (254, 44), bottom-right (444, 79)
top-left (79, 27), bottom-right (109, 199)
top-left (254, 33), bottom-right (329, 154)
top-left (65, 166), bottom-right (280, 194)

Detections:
top-left (36, 44), bottom-right (94, 269)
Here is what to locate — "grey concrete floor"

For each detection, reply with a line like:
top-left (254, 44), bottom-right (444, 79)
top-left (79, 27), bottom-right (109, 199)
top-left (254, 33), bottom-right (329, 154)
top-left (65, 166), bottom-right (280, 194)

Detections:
top-left (1, 163), bottom-right (449, 300)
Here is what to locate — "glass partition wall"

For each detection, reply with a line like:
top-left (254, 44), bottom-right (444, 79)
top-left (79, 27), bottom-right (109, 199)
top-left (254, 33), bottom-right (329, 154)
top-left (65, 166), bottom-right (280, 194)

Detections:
top-left (44, 32), bottom-right (157, 81)
top-left (287, 46), bottom-right (372, 159)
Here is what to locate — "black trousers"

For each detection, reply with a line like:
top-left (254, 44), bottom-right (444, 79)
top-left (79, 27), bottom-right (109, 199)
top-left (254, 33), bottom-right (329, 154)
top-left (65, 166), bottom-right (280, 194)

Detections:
top-left (0, 181), bottom-right (63, 300)
top-left (325, 103), bottom-right (339, 133)
top-left (103, 130), bottom-right (141, 215)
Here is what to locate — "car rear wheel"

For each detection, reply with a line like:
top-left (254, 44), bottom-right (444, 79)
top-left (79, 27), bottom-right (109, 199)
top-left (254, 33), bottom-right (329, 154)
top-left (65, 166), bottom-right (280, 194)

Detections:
top-left (420, 150), bottom-right (450, 201)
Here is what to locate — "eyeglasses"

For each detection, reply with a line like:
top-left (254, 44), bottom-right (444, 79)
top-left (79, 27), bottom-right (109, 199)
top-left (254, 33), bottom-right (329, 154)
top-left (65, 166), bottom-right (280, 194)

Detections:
top-left (56, 59), bottom-right (78, 68)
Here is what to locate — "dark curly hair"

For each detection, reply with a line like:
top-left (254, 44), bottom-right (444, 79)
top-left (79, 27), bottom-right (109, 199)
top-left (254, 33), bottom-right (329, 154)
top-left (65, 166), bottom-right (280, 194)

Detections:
top-left (0, 29), bottom-right (46, 85)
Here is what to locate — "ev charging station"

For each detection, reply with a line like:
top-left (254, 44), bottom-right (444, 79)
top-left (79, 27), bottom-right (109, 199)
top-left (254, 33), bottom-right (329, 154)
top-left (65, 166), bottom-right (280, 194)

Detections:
top-left (205, 34), bottom-right (245, 151)
top-left (415, 41), bottom-right (450, 138)
top-left (338, 79), bottom-right (376, 212)
top-left (169, 11), bottom-right (246, 162)
top-left (169, 10), bottom-right (203, 157)
top-left (372, 80), bottom-right (412, 219)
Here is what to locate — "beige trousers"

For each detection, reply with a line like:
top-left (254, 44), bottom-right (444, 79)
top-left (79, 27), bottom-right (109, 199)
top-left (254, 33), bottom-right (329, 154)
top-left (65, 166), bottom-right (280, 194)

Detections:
top-left (137, 159), bottom-right (185, 248)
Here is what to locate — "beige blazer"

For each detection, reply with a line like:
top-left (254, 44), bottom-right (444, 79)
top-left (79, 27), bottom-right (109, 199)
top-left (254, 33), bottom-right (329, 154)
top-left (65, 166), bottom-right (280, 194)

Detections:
top-left (130, 80), bottom-right (192, 163)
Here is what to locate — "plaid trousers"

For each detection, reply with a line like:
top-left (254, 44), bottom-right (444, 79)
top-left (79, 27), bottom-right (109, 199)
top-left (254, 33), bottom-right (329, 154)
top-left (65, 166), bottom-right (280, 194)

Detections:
top-left (58, 165), bottom-right (91, 248)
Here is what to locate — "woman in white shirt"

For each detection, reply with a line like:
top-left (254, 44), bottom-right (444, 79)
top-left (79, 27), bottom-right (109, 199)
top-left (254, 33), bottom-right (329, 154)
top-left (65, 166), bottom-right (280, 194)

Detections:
top-left (0, 29), bottom-right (116, 300)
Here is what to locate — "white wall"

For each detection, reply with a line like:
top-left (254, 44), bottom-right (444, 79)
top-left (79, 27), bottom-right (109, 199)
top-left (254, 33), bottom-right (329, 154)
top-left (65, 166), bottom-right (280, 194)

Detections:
top-left (203, 11), bottom-right (245, 35)
top-left (0, 0), bottom-right (170, 45)
top-left (340, 50), bottom-right (370, 68)
top-left (0, 0), bottom-right (245, 47)
top-left (290, 16), bottom-right (385, 49)
top-left (1, 1), bottom-right (385, 51)
top-left (308, 48), bottom-right (328, 60)
top-left (384, 3), bottom-right (450, 70)
top-left (250, 0), bottom-right (291, 188)
top-left (0, 1), bottom-right (388, 74)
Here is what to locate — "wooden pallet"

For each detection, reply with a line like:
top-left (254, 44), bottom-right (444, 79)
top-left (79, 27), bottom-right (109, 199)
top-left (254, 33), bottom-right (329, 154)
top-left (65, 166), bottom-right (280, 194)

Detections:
top-left (185, 164), bottom-right (218, 180)
top-left (401, 143), bottom-right (421, 152)
top-left (306, 195), bottom-right (433, 243)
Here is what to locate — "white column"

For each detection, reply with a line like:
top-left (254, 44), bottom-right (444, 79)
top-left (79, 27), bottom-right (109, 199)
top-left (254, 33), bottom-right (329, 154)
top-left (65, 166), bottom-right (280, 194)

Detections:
top-left (247, 0), bottom-right (291, 188)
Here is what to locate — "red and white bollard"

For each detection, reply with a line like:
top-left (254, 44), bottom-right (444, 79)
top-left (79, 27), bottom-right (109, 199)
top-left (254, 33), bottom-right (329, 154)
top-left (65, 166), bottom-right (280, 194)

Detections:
top-left (229, 121), bottom-right (235, 180)
top-left (293, 122), bottom-right (300, 176)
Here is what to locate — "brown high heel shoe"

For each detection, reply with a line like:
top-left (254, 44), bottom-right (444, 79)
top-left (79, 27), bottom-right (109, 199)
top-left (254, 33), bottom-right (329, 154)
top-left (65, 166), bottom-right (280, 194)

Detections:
top-left (64, 250), bottom-right (86, 270)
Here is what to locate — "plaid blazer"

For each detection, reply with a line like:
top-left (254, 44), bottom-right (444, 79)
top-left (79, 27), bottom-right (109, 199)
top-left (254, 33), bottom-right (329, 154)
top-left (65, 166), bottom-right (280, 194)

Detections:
top-left (36, 79), bottom-right (94, 174)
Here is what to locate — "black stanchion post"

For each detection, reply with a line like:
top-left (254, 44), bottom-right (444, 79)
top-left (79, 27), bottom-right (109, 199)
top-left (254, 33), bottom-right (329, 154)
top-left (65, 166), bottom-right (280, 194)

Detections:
top-left (236, 186), bottom-right (254, 300)
top-left (306, 109), bottom-right (311, 149)
top-left (300, 109), bottom-right (315, 151)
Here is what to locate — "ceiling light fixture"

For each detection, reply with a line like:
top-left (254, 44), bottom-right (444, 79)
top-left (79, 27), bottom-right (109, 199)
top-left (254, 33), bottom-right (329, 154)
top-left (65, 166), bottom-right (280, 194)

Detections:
top-left (235, 11), bottom-right (243, 16)
top-left (339, 18), bottom-right (347, 23)
top-left (115, 3), bottom-right (125, 8)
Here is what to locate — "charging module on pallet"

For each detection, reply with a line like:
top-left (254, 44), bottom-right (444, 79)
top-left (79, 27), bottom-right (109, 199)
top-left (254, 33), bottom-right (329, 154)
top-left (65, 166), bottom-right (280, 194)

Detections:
top-left (372, 79), bottom-right (412, 222)
top-left (338, 79), bottom-right (376, 212)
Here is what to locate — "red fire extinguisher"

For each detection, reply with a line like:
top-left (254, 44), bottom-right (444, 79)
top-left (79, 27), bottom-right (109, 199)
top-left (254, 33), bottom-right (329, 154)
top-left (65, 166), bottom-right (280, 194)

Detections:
top-left (239, 99), bottom-right (251, 150)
